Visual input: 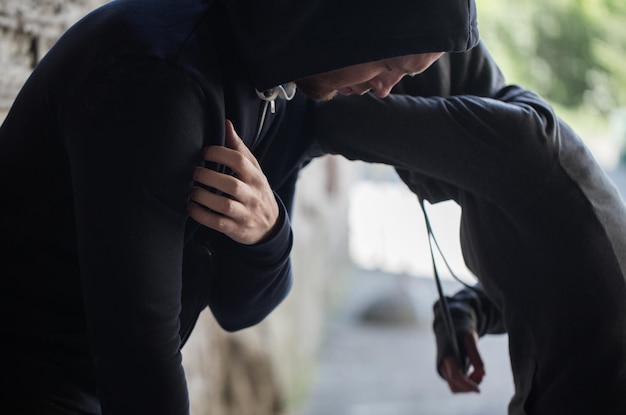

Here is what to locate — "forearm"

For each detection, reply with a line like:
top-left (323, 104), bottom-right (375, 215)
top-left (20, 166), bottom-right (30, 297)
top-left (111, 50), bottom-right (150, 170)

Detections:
top-left (206, 192), bottom-right (293, 331)
top-left (192, 135), bottom-right (300, 332)
top-left (315, 86), bottom-right (558, 211)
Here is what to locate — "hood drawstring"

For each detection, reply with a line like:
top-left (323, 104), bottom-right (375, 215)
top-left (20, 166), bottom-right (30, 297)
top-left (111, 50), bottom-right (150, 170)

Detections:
top-left (255, 82), bottom-right (296, 114)
top-left (419, 197), bottom-right (477, 373)
top-left (252, 82), bottom-right (297, 148)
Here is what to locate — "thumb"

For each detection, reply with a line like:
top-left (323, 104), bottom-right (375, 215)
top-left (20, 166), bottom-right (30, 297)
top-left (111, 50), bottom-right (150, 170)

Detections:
top-left (224, 119), bottom-right (260, 168)
top-left (224, 119), bottom-right (244, 150)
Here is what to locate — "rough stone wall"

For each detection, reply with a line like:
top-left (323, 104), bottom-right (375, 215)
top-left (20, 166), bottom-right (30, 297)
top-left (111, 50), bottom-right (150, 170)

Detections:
top-left (0, 1), bottom-right (354, 413)
top-left (0, 0), bottom-right (105, 118)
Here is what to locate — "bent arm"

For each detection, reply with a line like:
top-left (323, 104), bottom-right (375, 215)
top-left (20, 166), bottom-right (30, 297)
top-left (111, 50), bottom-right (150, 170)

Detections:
top-left (191, 130), bottom-right (298, 332)
top-left (315, 86), bottom-right (559, 211)
top-left (203, 190), bottom-right (293, 331)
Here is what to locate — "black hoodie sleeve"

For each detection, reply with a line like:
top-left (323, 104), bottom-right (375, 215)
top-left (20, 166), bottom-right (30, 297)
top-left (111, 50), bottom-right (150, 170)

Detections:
top-left (203, 190), bottom-right (293, 331)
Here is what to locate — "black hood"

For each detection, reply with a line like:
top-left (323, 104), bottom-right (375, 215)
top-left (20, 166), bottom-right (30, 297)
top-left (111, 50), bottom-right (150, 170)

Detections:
top-left (219, 0), bottom-right (479, 90)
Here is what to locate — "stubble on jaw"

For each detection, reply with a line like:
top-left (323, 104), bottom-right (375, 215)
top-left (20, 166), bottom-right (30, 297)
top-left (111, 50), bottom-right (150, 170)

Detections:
top-left (295, 76), bottom-right (338, 102)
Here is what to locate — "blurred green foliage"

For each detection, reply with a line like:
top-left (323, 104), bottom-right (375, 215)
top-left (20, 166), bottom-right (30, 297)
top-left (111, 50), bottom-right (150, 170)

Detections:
top-left (477, 0), bottom-right (626, 115)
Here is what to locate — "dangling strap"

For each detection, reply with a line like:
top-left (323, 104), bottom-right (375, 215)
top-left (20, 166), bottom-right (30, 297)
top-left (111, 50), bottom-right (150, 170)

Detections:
top-left (419, 197), bottom-right (472, 369)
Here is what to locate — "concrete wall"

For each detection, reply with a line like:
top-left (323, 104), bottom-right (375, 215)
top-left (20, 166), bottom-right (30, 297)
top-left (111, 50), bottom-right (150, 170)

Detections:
top-left (0, 1), bottom-right (355, 413)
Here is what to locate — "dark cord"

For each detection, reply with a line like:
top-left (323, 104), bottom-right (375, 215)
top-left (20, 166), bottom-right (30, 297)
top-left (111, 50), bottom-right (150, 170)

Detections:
top-left (419, 197), bottom-right (472, 369)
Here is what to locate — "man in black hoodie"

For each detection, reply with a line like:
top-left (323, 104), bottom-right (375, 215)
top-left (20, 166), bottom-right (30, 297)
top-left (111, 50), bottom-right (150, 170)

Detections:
top-left (0, 0), bottom-right (479, 414)
top-left (315, 41), bottom-right (626, 414)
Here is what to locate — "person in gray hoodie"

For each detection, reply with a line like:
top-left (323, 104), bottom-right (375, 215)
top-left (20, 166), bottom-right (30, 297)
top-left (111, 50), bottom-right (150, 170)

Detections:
top-left (314, 41), bottom-right (626, 414)
top-left (0, 0), bottom-right (478, 413)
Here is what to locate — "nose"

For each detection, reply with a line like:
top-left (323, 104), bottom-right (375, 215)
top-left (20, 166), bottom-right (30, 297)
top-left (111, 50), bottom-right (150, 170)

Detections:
top-left (369, 71), bottom-right (405, 98)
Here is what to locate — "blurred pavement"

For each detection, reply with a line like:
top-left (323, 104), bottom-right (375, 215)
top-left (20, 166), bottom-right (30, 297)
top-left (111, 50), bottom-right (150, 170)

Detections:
top-left (296, 270), bottom-right (513, 415)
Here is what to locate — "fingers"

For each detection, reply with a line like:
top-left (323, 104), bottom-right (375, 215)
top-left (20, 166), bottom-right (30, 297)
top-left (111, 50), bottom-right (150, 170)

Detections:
top-left (464, 331), bottom-right (485, 385)
top-left (204, 120), bottom-right (260, 174)
top-left (201, 144), bottom-right (255, 183)
top-left (192, 165), bottom-right (245, 202)
top-left (195, 120), bottom-right (265, 202)
top-left (199, 121), bottom-right (264, 187)
top-left (440, 356), bottom-right (481, 393)
top-left (187, 199), bottom-right (240, 239)
top-left (439, 330), bottom-right (485, 394)
top-left (188, 174), bottom-right (274, 245)
top-left (188, 120), bottom-right (279, 245)
top-left (189, 180), bottom-right (241, 218)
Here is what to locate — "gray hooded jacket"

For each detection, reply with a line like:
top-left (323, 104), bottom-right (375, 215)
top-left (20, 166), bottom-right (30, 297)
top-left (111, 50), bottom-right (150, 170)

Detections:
top-left (315, 41), bottom-right (626, 414)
